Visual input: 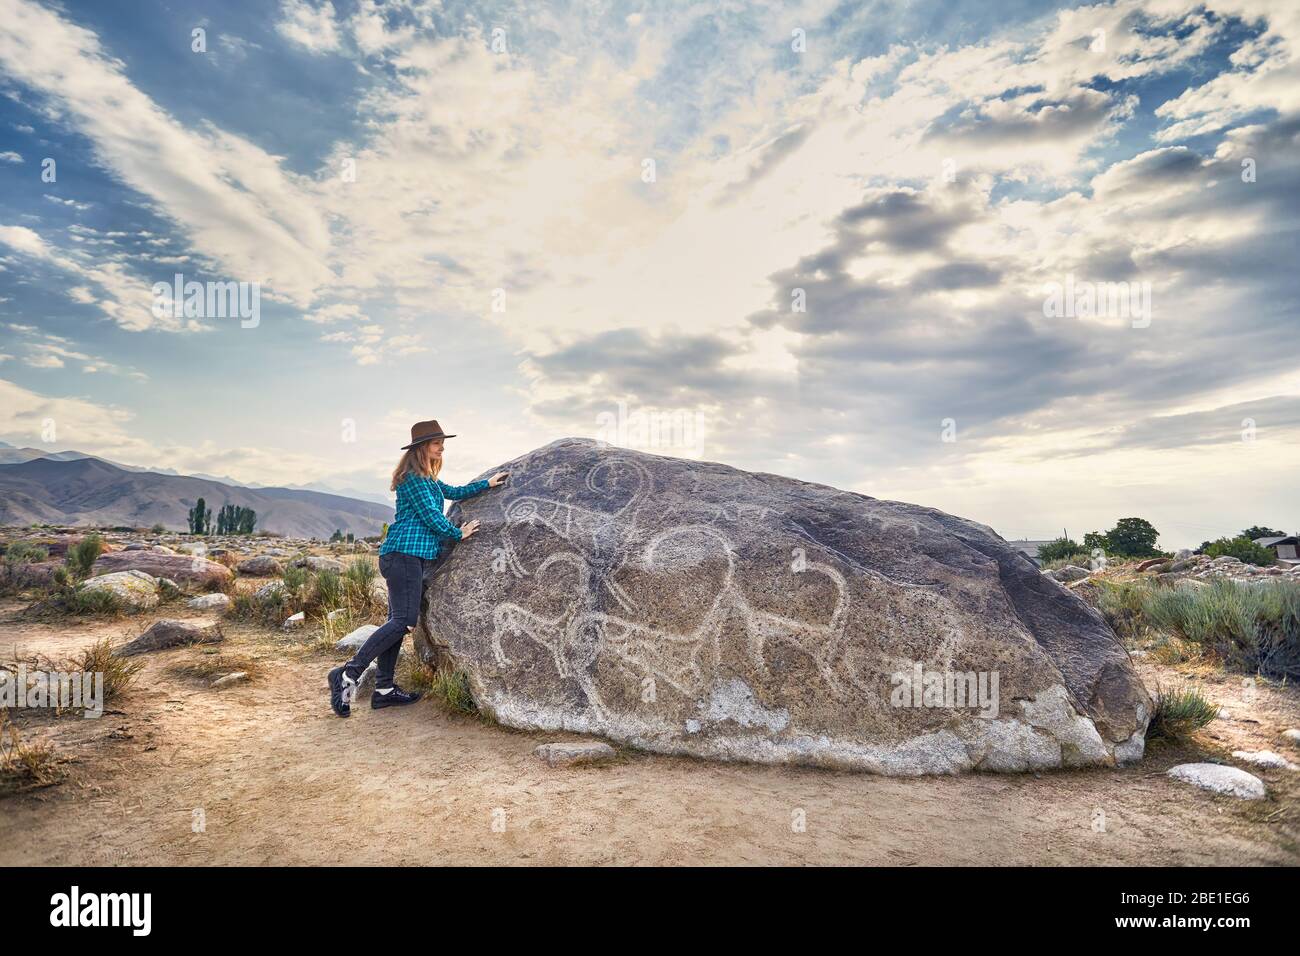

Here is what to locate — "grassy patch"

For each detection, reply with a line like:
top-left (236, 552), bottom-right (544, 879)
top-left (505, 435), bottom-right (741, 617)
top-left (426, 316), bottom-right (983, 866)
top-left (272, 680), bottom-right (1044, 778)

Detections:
top-left (398, 656), bottom-right (480, 717)
top-left (165, 649), bottom-right (263, 684)
top-left (1146, 683), bottom-right (1219, 743)
top-left (76, 637), bottom-right (145, 703)
top-left (0, 710), bottom-right (64, 795)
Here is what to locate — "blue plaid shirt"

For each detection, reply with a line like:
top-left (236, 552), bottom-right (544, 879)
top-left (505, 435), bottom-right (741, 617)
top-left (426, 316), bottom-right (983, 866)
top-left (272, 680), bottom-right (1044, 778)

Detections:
top-left (380, 474), bottom-right (490, 559)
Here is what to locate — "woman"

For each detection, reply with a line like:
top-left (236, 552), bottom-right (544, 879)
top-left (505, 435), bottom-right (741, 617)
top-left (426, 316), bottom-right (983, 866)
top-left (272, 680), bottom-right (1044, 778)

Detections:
top-left (329, 419), bottom-right (507, 717)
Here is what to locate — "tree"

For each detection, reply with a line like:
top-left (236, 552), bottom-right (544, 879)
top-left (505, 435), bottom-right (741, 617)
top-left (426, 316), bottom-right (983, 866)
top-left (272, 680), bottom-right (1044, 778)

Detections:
top-left (214, 504), bottom-right (256, 535)
top-left (1103, 518), bottom-right (1161, 558)
top-left (1241, 526), bottom-right (1286, 541)
top-left (188, 497), bottom-right (211, 535)
top-left (330, 529), bottom-right (344, 542)
top-left (1084, 518), bottom-right (1162, 558)
top-left (1205, 536), bottom-right (1276, 567)
top-left (1082, 531), bottom-right (1108, 553)
top-left (1037, 537), bottom-right (1084, 563)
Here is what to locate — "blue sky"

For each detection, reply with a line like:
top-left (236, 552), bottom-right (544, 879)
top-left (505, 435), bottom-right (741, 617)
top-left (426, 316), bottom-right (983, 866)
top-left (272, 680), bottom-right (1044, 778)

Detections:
top-left (1, 0), bottom-right (1297, 548)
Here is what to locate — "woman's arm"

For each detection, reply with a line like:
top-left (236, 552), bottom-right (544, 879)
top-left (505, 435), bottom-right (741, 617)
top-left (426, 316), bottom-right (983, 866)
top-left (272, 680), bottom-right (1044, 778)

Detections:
top-left (407, 477), bottom-right (463, 540)
top-left (437, 478), bottom-right (490, 501)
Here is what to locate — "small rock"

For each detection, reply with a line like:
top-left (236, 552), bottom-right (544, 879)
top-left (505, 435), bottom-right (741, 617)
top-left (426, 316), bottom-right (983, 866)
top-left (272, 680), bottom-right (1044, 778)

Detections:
top-left (326, 608), bottom-right (347, 623)
top-left (283, 611), bottom-right (305, 629)
top-left (1167, 763), bottom-right (1266, 800)
top-left (291, 556), bottom-right (346, 574)
top-left (254, 581), bottom-right (287, 602)
top-left (115, 619), bottom-right (223, 656)
top-left (534, 741), bottom-right (617, 768)
top-left (1045, 565), bottom-right (1090, 583)
top-left (1231, 750), bottom-right (1298, 770)
top-left (211, 671), bottom-right (250, 689)
top-left (1136, 557), bottom-right (1169, 572)
top-left (335, 624), bottom-right (378, 651)
top-left (237, 556), bottom-right (283, 576)
top-left (1283, 729), bottom-right (1300, 745)
top-left (187, 593), bottom-right (232, 613)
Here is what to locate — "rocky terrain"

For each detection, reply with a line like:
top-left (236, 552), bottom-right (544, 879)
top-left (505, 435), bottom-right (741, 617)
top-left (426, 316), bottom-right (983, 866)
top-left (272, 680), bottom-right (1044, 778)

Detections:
top-left (0, 502), bottom-right (1296, 863)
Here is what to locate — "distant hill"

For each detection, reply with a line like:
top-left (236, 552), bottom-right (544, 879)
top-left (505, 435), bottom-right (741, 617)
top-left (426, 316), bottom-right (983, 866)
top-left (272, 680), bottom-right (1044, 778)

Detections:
top-left (0, 457), bottom-right (393, 539)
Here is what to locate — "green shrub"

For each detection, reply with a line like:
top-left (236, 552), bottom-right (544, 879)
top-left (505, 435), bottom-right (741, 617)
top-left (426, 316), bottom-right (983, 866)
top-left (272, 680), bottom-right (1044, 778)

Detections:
top-left (1096, 579), bottom-right (1152, 643)
top-left (312, 569), bottom-right (343, 612)
top-left (65, 534), bottom-right (104, 581)
top-left (1042, 554), bottom-right (1093, 571)
top-left (281, 565), bottom-right (309, 599)
top-left (1135, 578), bottom-right (1300, 678)
top-left (1037, 537), bottom-right (1083, 564)
top-left (1146, 684), bottom-right (1219, 742)
top-left (1203, 536), bottom-right (1276, 567)
top-left (3, 541), bottom-right (49, 565)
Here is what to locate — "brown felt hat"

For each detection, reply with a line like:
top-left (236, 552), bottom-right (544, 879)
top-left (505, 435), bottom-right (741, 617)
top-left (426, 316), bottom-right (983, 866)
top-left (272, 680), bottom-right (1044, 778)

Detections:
top-left (401, 419), bottom-right (456, 449)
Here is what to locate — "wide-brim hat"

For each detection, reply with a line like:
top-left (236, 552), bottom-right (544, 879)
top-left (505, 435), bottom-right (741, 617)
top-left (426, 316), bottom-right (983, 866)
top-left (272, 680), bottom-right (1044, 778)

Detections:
top-left (401, 419), bottom-right (456, 449)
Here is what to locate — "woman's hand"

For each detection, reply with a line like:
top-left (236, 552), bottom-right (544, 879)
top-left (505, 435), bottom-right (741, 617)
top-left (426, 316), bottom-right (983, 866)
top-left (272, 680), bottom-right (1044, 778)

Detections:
top-left (487, 471), bottom-right (509, 488)
top-left (460, 519), bottom-right (481, 540)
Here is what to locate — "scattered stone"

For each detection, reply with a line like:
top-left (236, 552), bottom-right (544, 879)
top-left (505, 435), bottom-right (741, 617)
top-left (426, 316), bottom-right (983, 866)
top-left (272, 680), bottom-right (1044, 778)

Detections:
top-left (283, 611), bottom-right (305, 629)
top-left (1174, 549), bottom-right (1194, 560)
top-left (290, 556), bottom-right (346, 574)
top-left (534, 741), bottom-right (618, 768)
top-left (237, 556), bottom-right (283, 576)
top-left (1167, 763), bottom-right (1266, 800)
top-left (1283, 729), bottom-right (1300, 745)
top-left (79, 570), bottom-right (159, 611)
top-left (335, 624), bottom-right (378, 651)
top-left (254, 581), bottom-right (287, 602)
top-left (115, 619), bottom-right (223, 656)
top-left (211, 672), bottom-right (249, 689)
top-left (1231, 750), bottom-right (1298, 770)
top-left (1136, 557), bottom-right (1169, 572)
top-left (93, 551), bottom-right (233, 590)
top-left (326, 608), bottom-right (347, 623)
top-left (1044, 564), bottom-right (1090, 583)
top-left (187, 593), bottom-right (232, 613)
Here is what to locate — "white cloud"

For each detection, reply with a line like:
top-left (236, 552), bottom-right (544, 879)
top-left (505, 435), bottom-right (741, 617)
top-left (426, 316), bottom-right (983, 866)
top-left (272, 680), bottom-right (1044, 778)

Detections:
top-left (276, 0), bottom-right (342, 55)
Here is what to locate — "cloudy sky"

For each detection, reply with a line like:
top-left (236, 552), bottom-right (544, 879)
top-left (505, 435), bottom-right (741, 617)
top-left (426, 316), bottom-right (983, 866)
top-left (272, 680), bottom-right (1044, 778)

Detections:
top-left (0, 0), bottom-right (1296, 548)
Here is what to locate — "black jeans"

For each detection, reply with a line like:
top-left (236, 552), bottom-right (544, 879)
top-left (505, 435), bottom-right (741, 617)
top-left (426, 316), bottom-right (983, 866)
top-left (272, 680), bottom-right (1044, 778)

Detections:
top-left (343, 551), bottom-right (428, 690)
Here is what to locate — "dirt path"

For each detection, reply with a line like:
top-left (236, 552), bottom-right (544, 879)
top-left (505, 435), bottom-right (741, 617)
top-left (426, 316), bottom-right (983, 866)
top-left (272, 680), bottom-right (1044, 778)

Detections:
top-left (1, 602), bottom-right (1296, 866)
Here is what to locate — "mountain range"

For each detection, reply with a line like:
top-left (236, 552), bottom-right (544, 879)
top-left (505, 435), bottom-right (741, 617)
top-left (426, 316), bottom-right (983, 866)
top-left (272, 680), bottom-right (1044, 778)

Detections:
top-left (0, 452), bottom-right (393, 539)
top-left (0, 442), bottom-right (392, 505)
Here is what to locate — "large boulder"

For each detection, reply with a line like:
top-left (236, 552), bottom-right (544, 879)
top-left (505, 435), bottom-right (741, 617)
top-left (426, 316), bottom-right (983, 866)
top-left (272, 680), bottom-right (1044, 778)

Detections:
top-left (93, 551), bottom-right (233, 590)
top-left (414, 439), bottom-right (1151, 775)
top-left (79, 570), bottom-right (159, 611)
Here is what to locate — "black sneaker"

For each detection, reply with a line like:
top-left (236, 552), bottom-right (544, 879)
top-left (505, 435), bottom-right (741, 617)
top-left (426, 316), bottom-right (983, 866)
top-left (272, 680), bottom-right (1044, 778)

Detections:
top-left (371, 685), bottom-right (423, 710)
top-left (328, 665), bottom-right (358, 718)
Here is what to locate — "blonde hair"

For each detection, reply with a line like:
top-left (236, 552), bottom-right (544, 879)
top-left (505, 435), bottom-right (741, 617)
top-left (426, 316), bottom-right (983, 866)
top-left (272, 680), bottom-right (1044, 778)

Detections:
top-left (391, 440), bottom-right (442, 491)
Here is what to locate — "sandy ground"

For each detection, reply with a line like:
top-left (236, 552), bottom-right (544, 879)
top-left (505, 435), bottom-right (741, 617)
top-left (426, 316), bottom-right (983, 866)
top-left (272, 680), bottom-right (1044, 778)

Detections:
top-left (1, 599), bottom-right (1297, 866)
